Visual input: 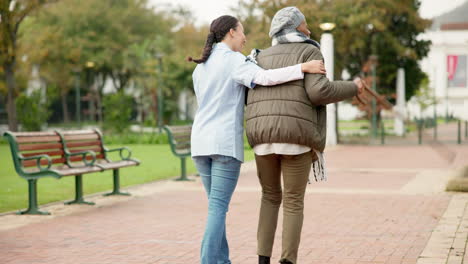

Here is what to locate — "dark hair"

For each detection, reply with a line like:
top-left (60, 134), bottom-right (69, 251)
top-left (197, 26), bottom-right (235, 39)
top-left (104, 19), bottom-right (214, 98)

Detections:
top-left (187, 15), bottom-right (239, 64)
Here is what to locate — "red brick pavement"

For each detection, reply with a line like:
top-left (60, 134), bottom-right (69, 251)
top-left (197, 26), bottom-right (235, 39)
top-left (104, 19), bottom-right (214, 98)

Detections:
top-left (0, 145), bottom-right (460, 264)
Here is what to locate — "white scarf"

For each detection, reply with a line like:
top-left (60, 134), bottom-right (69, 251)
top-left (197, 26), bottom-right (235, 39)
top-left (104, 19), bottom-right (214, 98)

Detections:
top-left (312, 150), bottom-right (327, 182)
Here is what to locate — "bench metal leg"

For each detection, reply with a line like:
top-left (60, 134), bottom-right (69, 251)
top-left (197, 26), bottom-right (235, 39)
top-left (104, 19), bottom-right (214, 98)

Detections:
top-left (65, 175), bottom-right (95, 205)
top-left (175, 157), bottom-right (193, 181)
top-left (17, 179), bottom-right (50, 215)
top-left (104, 169), bottom-right (130, 196)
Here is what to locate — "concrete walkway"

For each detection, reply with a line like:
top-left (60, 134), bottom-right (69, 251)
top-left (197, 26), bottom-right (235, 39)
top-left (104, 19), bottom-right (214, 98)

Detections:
top-left (1, 144), bottom-right (467, 264)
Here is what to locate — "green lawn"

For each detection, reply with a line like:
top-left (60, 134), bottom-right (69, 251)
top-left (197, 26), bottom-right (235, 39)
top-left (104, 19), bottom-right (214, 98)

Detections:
top-left (0, 144), bottom-right (255, 213)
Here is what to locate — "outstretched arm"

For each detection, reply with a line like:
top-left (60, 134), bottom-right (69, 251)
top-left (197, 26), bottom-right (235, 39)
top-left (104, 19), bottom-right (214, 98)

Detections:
top-left (232, 58), bottom-right (326, 89)
top-left (253, 60), bottom-right (325, 86)
top-left (304, 49), bottom-right (358, 105)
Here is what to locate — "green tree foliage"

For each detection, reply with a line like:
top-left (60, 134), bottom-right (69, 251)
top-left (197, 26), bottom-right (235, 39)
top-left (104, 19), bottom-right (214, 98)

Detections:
top-left (413, 77), bottom-right (437, 112)
top-left (19, 0), bottom-right (207, 126)
top-left (234, 0), bottom-right (431, 102)
top-left (0, 0), bottom-right (57, 131)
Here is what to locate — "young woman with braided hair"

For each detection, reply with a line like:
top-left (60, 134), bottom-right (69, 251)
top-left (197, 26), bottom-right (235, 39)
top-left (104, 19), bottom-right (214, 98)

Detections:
top-left (188, 15), bottom-right (325, 264)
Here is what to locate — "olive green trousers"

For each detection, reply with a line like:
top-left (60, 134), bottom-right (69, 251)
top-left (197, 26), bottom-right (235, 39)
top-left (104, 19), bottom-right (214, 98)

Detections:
top-left (255, 151), bottom-right (312, 264)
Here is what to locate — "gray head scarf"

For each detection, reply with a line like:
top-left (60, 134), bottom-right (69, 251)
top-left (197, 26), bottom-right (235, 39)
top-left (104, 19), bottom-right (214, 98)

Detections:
top-left (269, 6), bottom-right (305, 37)
top-left (246, 6), bottom-right (319, 64)
top-left (268, 6), bottom-right (320, 47)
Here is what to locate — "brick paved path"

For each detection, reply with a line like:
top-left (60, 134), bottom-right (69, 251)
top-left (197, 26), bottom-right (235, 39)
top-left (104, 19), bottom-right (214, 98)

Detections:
top-left (1, 144), bottom-right (467, 264)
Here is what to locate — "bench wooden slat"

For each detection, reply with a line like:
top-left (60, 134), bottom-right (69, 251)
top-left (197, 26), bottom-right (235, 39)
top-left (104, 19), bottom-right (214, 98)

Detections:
top-left (166, 126), bottom-right (192, 134)
top-left (22, 150), bottom-right (64, 158)
top-left (21, 154), bottom-right (105, 168)
top-left (52, 166), bottom-right (102, 176)
top-left (173, 136), bottom-right (190, 142)
top-left (10, 131), bottom-right (57, 137)
top-left (69, 154), bottom-right (105, 162)
top-left (69, 147), bottom-right (103, 154)
top-left (63, 134), bottom-right (99, 141)
top-left (18, 143), bottom-right (63, 151)
top-left (60, 130), bottom-right (96, 135)
top-left (16, 136), bottom-right (61, 143)
top-left (20, 148), bottom-right (102, 158)
top-left (22, 157), bottom-right (65, 167)
top-left (66, 141), bottom-right (101, 148)
top-left (174, 141), bottom-right (190, 147)
top-left (175, 147), bottom-right (190, 152)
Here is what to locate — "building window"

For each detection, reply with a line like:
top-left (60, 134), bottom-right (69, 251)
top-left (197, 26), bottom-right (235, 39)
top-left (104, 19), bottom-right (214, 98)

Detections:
top-left (447, 55), bottom-right (467, 88)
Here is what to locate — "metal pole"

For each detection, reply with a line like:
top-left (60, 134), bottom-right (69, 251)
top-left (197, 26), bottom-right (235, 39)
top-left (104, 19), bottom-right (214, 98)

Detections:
top-left (370, 31), bottom-right (378, 140)
top-left (418, 120), bottom-right (423, 145)
top-left (458, 120), bottom-right (461, 145)
top-left (394, 68), bottom-right (405, 136)
top-left (371, 63), bottom-right (378, 139)
top-left (445, 88), bottom-right (449, 123)
top-left (176, 157), bottom-right (192, 181)
top-left (433, 103), bottom-right (437, 140)
top-left (75, 72), bottom-right (81, 128)
top-left (320, 32), bottom-right (337, 146)
top-left (465, 121), bottom-right (467, 139)
top-left (380, 119), bottom-right (385, 145)
top-left (157, 56), bottom-right (164, 133)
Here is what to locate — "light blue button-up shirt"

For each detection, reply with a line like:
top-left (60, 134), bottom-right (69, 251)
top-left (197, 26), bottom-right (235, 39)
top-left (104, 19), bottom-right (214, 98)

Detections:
top-left (191, 42), bottom-right (260, 162)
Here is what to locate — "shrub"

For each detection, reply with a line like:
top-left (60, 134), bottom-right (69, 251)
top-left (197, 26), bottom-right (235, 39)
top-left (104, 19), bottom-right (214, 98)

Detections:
top-left (16, 90), bottom-right (51, 131)
top-left (103, 93), bottom-right (133, 133)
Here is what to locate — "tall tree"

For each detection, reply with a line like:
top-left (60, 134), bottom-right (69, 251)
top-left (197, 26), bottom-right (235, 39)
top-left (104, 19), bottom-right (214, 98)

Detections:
top-left (0, 0), bottom-right (56, 131)
top-left (20, 18), bottom-right (76, 123)
top-left (20, 0), bottom-right (173, 123)
top-left (233, 0), bottom-right (431, 101)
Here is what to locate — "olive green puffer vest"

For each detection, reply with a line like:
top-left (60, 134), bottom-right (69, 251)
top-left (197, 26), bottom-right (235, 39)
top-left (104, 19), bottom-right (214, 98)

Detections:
top-left (245, 42), bottom-right (357, 152)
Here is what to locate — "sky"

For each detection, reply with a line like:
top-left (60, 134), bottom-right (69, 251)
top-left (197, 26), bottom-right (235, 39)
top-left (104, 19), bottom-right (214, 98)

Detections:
top-left (148, 0), bottom-right (468, 26)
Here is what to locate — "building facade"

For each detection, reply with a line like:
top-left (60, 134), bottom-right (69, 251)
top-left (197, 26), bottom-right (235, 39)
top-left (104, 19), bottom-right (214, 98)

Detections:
top-left (419, 1), bottom-right (468, 120)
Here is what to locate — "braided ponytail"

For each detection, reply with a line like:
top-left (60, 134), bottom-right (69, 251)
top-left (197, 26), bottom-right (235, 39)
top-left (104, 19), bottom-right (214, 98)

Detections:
top-left (187, 32), bottom-right (216, 64)
top-left (188, 15), bottom-right (239, 64)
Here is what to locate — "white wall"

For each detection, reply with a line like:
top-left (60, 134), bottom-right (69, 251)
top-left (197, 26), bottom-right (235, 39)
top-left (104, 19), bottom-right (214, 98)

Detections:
top-left (419, 29), bottom-right (468, 120)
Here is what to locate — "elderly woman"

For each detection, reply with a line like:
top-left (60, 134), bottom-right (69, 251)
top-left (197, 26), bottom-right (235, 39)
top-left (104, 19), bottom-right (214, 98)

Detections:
top-left (188, 15), bottom-right (327, 264)
top-left (245, 7), bottom-right (363, 264)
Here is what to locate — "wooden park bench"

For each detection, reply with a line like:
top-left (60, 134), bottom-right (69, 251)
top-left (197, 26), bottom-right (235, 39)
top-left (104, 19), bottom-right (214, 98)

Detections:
top-left (3, 129), bottom-right (140, 215)
top-left (163, 125), bottom-right (192, 181)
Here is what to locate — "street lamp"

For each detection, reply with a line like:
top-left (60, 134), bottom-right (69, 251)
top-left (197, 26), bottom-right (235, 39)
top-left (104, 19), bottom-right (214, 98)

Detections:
top-left (394, 50), bottom-right (409, 137)
top-left (366, 23), bottom-right (379, 140)
top-left (86, 61), bottom-right (95, 68)
top-left (85, 61), bottom-right (95, 123)
top-left (320, 22), bottom-right (337, 145)
top-left (155, 53), bottom-right (164, 132)
top-left (319, 23), bottom-right (336, 32)
top-left (72, 67), bottom-right (82, 128)
top-left (370, 54), bottom-right (378, 139)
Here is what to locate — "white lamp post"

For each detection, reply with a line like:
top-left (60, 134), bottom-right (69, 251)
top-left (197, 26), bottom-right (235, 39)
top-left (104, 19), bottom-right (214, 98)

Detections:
top-left (394, 68), bottom-right (406, 136)
top-left (320, 22), bottom-right (337, 146)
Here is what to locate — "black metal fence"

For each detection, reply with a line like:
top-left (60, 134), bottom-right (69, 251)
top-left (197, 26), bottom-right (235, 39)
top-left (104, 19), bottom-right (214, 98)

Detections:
top-left (338, 118), bottom-right (468, 146)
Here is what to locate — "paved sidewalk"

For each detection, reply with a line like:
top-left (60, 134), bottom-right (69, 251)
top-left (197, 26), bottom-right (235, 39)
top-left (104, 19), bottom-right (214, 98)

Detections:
top-left (1, 144), bottom-right (467, 264)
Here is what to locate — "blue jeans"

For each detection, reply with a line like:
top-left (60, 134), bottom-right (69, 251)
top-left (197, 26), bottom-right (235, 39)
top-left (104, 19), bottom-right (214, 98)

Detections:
top-left (193, 155), bottom-right (241, 264)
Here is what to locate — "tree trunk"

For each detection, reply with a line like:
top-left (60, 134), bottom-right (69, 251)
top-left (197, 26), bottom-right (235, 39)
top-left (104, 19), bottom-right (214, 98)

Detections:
top-left (151, 90), bottom-right (158, 127)
top-left (61, 92), bottom-right (70, 123)
top-left (96, 92), bottom-right (103, 124)
top-left (89, 91), bottom-right (96, 122)
top-left (96, 73), bottom-right (105, 124)
top-left (4, 61), bottom-right (18, 131)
